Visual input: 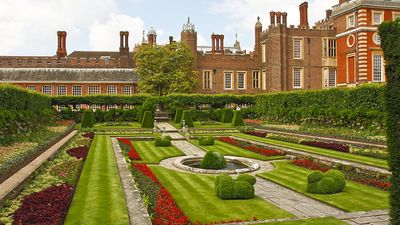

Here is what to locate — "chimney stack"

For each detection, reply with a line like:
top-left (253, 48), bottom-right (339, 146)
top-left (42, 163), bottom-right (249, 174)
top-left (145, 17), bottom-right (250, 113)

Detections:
top-left (299, 2), bottom-right (309, 28)
top-left (56, 31), bottom-right (67, 58)
top-left (326, 9), bottom-right (332, 19)
top-left (339, 0), bottom-right (348, 4)
top-left (119, 31), bottom-right (129, 53)
top-left (270, 11), bottom-right (276, 26)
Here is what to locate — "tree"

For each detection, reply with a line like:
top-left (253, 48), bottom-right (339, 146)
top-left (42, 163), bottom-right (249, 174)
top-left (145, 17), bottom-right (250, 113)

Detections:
top-left (135, 42), bottom-right (199, 96)
top-left (378, 18), bottom-right (400, 225)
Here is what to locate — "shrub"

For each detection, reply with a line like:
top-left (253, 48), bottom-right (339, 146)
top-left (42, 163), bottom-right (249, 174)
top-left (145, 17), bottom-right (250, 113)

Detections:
top-left (155, 137), bottom-right (171, 146)
top-left (307, 169), bottom-right (346, 194)
top-left (300, 141), bottom-right (350, 153)
top-left (141, 111), bottom-right (154, 128)
top-left (233, 181), bottom-right (255, 199)
top-left (307, 171), bottom-right (324, 183)
top-left (94, 109), bottom-right (104, 122)
top-left (220, 108), bottom-right (233, 123)
top-left (198, 136), bottom-right (215, 146)
top-left (232, 110), bottom-right (244, 126)
top-left (236, 174), bottom-right (257, 185)
top-left (215, 174), bottom-right (233, 196)
top-left (81, 110), bottom-right (95, 128)
top-left (181, 110), bottom-right (194, 127)
top-left (174, 109), bottom-right (184, 124)
top-left (216, 175), bottom-right (235, 199)
top-left (201, 151), bottom-right (226, 169)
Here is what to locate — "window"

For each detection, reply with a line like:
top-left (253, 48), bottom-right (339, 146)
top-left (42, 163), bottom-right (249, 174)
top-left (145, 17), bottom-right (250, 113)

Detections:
top-left (237, 72), bottom-right (246, 90)
top-left (347, 14), bottom-right (355, 28)
top-left (27, 85), bottom-right (36, 91)
top-left (57, 86), bottom-right (67, 96)
top-left (107, 105), bottom-right (117, 110)
top-left (122, 85), bottom-right (132, 95)
top-left (293, 38), bottom-right (303, 59)
top-left (373, 11), bottom-right (383, 25)
top-left (323, 68), bottom-right (336, 88)
top-left (262, 70), bottom-right (266, 90)
top-left (72, 85), bottom-right (82, 96)
top-left (88, 86), bottom-right (100, 95)
top-left (203, 71), bottom-right (211, 89)
top-left (262, 42), bottom-right (266, 63)
top-left (373, 54), bottom-right (384, 82)
top-left (89, 105), bottom-right (101, 110)
top-left (224, 72), bottom-right (233, 90)
top-left (42, 85), bottom-right (52, 95)
top-left (328, 39), bottom-right (336, 58)
top-left (322, 39), bottom-right (328, 58)
top-left (252, 71), bottom-right (260, 89)
top-left (293, 68), bottom-right (303, 89)
top-left (107, 85), bottom-right (117, 94)
top-left (373, 33), bottom-right (381, 45)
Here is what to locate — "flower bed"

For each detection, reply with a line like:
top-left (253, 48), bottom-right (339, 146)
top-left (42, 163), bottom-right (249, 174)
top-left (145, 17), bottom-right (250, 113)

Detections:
top-left (244, 131), bottom-right (268, 138)
top-left (117, 138), bottom-right (141, 160)
top-left (291, 159), bottom-right (330, 172)
top-left (67, 146), bottom-right (89, 159)
top-left (130, 164), bottom-right (190, 225)
top-left (218, 137), bottom-right (284, 157)
top-left (300, 141), bottom-right (350, 153)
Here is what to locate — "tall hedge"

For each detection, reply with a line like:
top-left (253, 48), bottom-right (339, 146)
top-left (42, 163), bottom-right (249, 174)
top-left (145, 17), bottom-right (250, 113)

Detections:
top-left (174, 109), bottom-right (183, 124)
top-left (232, 110), bottom-right (244, 126)
top-left (52, 94), bottom-right (150, 106)
top-left (181, 110), bottom-right (194, 127)
top-left (379, 19), bottom-right (400, 224)
top-left (141, 111), bottom-right (154, 128)
top-left (221, 109), bottom-right (234, 123)
top-left (0, 84), bottom-right (51, 111)
top-left (81, 110), bottom-right (95, 128)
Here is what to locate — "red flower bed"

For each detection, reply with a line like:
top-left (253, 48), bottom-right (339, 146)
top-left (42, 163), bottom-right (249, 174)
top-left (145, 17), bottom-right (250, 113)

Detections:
top-left (82, 132), bottom-right (94, 140)
top-left (218, 137), bottom-right (283, 157)
top-left (244, 119), bottom-right (263, 125)
top-left (132, 164), bottom-right (160, 184)
top-left (354, 178), bottom-right (392, 190)
top-left (13, 184), bottom-right (73, 225)
top-left (117, 137), bottom-right (132, 146)
top-left (67, 146), bottom-right (89, 159)
top-left (153, 187), bottom-right (190, 225)
top-left (244, 131), bottom-right (268, 138)
top-left (291, 159), bottom-right (330, 172)
top-left (118, 138), bottom-right (141, 160)
top-left (300, 141), bottom-right (350, 153)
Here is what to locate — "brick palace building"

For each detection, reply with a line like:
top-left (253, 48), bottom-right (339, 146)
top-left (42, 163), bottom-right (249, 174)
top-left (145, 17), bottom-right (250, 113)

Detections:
top-left (0, 0), bottom-right (399, 104)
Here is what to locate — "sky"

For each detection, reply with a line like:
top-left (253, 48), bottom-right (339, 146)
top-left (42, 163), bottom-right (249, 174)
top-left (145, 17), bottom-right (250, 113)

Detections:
top-left (0, 0), bottom-right (338, 56)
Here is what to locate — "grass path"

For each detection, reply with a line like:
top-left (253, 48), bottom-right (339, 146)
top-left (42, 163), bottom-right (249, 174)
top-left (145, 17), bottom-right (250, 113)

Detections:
top-left (190, 140), bottom-right (284, 161)
top-left (64, 135), bottom-right (129, 225)
top-left (132, 140), bottom-right (184, 164)
top-left (233, 133), bottom-right (388, 169)
top-left (257, 161), bottom-right (388, 212)
top-left (150, 166), bottom-right (292, 224)
top-left (255, 217), bottom-right (348, 225)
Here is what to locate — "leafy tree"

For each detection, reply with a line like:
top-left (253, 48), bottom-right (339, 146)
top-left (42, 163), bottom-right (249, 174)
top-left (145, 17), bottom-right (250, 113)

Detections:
top-left (378, 18), bottom-right (400, 225)
top-left (135, 42), bottom-right (199, 96)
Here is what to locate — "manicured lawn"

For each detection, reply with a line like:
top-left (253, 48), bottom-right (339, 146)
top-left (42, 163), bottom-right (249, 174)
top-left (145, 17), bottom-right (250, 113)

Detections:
top-left (234, 133), bottom-right (388, 169)
top-left (150, 166), bottom-right (293, 224)
top-left (256, 217), bottom-right (348, 225)
top-left (257, 161), bottom-right (389, 212)
top-left (132, 140), bottom-right (185, 163)
top-left (193, 122), bottom-right (234, 128)
top-left (64, 135), bottom-right (129, 225)
top-left (190, 140), bottom-right (284, 161)
top-left (94, 122), bottom-right (142, 129)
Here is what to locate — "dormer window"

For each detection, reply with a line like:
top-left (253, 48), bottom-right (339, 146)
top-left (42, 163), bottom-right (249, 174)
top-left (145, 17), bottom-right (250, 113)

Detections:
top-left (347, 14), bottom-right (355, 29)
top-left (100, 56), bottom-right (110, 64)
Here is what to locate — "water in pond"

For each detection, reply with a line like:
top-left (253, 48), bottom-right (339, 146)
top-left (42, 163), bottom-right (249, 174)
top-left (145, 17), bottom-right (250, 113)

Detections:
top-left (183, 160), bottom-right (248, 170)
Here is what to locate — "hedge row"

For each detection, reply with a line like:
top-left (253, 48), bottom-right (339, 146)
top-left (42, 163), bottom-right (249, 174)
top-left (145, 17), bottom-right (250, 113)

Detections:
top-left (0, 84), bottom-right (51, 111)
top-left (52, 94), bottom-right (150, 106)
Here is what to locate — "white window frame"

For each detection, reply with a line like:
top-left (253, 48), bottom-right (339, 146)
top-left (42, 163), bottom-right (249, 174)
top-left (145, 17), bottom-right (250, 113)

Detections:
top-left (347, 13), bottom-right (355, 29)
top-left (107, 105), bottom-right (117, 110)
top-left (323, 68), bottom-right (336, 88)
top-left (372, 11), bottom-right (383, 25)
top-left (293, 68), bottom-right (303, 89)
top-left (72, 85), bottom-right (82, 96)
top-left (57, 85), bottom-right (67, 96)
top-left (122, 85), bottom-right (132, 95)
top-left (107, 85), bottom-right (117, 94)
top-left (89, 105), bottom-right (101, 110)
top-left (262, 42), bottom-right (266, 63)
top-left (42, 85), bottom-right (52, 95)
top-left (328, 39), bottom-right (336, 58)
top-left (88, 85), bottom-right (101, 95)
top-left (262, 70), bottom-right (266, 90)
top-left (252, 71), bottom-right (260, 89)
top-left (203, 70), bottom-right (212, 89)
top-left (322, 38), bottom-right (328, 58)
top-left (237, 71), bottom-right (246, 90)
top-left (27, 85), bottom-right (36, 91)
top-left (293, 37), bottom-right (303, 60)
top-left (372, 53), bottom-right (385, 82)
top-left (224, 71), bottom-right (233, 90)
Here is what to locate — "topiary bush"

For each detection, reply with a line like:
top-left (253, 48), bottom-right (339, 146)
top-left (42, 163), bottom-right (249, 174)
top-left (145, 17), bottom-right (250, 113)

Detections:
top-left (215, 174), bottom-right (256, 199)
top-left (307, 169), bottom-right (346, 194)
top-left (231, 110), bottom-right (244, 126)
top-left (81, 110), bottom-right (95, 128)
top-left (201, 151), bottom-right (226, 169)
top-left (217, 176), bottom-right (235, 199)
top-left (174, 109), bottom-right (183, 124)
top-left (181, 110), bottom-right (194, 128)
top-left (141, 111), bottom-right (154, 128)
top-left (155, 137), bottom-right (171, 146)
top-left (236, 174), bottom-right (257, 185)
top-left (233, 181), bottom-right (255, 199)
top-left (220, 109), bottom-right (233, 123)
top-left (198, 136), bottom-right (215, 146)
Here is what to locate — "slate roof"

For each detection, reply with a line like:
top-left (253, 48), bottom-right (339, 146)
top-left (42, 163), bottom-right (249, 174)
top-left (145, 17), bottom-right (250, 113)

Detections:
top-left (0, 68), bottom-right (137, 82)
top-left (68, 51), bottom-right (134, 59)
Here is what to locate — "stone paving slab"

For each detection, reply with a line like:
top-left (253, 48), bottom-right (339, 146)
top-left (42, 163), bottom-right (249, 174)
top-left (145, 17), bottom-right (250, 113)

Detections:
top-left (111, 138), bottom-right (152, 225)
top-left (171, 140), bottom-right (205, 156)
top-left (0, 130), bottom-right (77, 202)
top-left (156, 122), bottom-right (178, 132)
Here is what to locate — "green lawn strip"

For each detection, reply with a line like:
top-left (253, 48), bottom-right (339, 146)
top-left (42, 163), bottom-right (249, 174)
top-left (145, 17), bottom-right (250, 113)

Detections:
top-left (131, 140), bottom-right (184, 163)
top-left (190, 140), bottom-right (283, 161)
top-left (257, 161), bottom-right (388, 212)
top-left (149, 166), bottom-right (293, 224)
top-left (193, 122), bottom-right (234, 129)
top-left (233, 133), bottom-right (388, 169)
top-left (255, 217), bottom-right (348, 225)
top-left (64, 135), bottom-right (129, 225)
top-left (94, 122), bottom-right (142, 129)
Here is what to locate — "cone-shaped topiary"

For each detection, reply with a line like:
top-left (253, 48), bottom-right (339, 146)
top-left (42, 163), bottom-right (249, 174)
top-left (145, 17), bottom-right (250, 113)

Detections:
top-left (181, 110), bottom-right (194, 127)
top-left (231, 110), bottom-right (244, 126)
top-left (141, 111), bottom-right (154, 128)
top-left (174, 109), bottom-right (183, 124)
top-left (220, 109), bottom-right (233, 123)
top-left (81, 110), bottom-right (95, 128)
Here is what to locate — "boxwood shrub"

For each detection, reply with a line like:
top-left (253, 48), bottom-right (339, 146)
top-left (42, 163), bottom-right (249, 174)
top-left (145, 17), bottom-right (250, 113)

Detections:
top-left (174, 109), bottom-right (183, 124)
top-left (307, 169), bottom-right (346, 194)
top-left (181, 110), bottom-right (194, 127)
top-left (215, 174), bottom-right (256, 199)
top-left (198, 136), bottom-right (215, 146)
top-left (201, 151), bottom-right (226, 169)
top-left (220, 109), bottom-right (233, 123)
top-left (141, 111), bottom-right (154, 128)
top-left (236, 174), bottom-right (256, 185)
top-left (81, 110), bottom-right (95, 128)
top-left (155, 137), bottom-right (171, 146)
top-left (231, 110), bottom-right (244, 126)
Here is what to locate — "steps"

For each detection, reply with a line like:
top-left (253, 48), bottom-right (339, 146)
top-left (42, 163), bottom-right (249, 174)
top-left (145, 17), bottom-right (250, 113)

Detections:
top-left (154, 111), bottom-right (169, 122)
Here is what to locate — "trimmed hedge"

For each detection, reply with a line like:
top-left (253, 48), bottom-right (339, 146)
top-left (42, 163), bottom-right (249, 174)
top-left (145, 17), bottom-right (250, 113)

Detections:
top-left (141, 111), bottom-right (154, 128)
top-left (81, 110), bottom-right (95, 128)
top-left (220, 109), bottom-right (233, 123)
top-left (0, 84), bottom-right (51, 111)
top-left (52, 94), bottom-right (150, 106)
top-left (174, 109), bottom-right (183, 124)
top-left (155, 137), bottom-right (171, 146)
top-left (307, 169), bottom-right (346, 194)
top-left (232, 110), bottom-right (244, 126)
top-left (201, 151), bottom-right (226, 169)
top-left (181, 110), bottom-right (194, 128)
top-left (236, 174), bottom-right (256, 185)
top-left (215, 174), bottom-right (256, 200)
top-left (198, 136), bottom-right (215, 146)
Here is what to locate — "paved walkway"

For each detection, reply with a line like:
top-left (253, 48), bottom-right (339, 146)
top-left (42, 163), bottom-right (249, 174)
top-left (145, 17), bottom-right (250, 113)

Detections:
top-left (156, 122), bottom-right (179, 132)
top-left (0, 130), bottom-right (77, 202)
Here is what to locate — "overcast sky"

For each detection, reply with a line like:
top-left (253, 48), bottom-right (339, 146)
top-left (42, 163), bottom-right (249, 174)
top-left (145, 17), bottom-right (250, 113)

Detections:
top-left (0, 0), bottom-right (338, 56)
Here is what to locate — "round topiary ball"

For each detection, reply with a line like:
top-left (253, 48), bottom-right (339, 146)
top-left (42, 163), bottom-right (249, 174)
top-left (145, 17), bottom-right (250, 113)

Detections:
top-left (215, 174), bottom-right (233, 196)
top-left (218, 177), bottom-right (235, 199)
top-left (307, 169), bottom-right (347, 194)
top-left (318, 177), bottom-right (337, 194)
top-left (201, 151), bottom-right (227, 169)
top-left (233, 181), bottom-right (255, 199)
top-left (324, 169), bottom-right (346, 192)
top-left (236, 174), bottom-right (257, 185)
top-left (307, 171), bottom-right (324, 184)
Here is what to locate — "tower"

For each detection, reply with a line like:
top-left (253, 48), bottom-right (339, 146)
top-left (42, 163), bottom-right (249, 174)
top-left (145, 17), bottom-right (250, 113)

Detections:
top-left (147, 27), bottom-right (157, 46)
top-left (254, 17), bottom-right (262, 56)
top-left (180, 17), bottom-right (198, 67)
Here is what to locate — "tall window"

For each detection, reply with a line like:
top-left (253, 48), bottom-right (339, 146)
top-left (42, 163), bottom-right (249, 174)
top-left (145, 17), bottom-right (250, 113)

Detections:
top-left (203, 71), bottom-right (211, 89)
top-left (122, 85), bottom-right (132, 95)
top-left (237, 72), bottom-right (246, 90)
top-left (323, 68), bottom-right (336, 88)
top-left (224, 72), bottom-right (233, 90)
top-left (42, 85), bottom-right (52, 95)
top-left (89, 105), bottom-right (101, 110)
top-left (293, 38), bottom-right (303, 59)
top-left (57, 86), bottom-right (67, 95)
top-left (262, 42), bottom-right (266, 63)
top-left (373, 54), bottom-right (384, 82)
top-left (88, 86), bottom-right (100, 95)
top-left (27, 85), bottom-right (36, 91)
top-left (328, 40), bottom-right (336, 58)
top-left (107, 105), bottom-right (117, 110)
top-left (252, 71), bottom-right (260, 89)
top-left (293, 68), bottom-right (303, 89)
top-left (72, 85), bottom-right (82, 96)
top-left (347, 14), bottom-right (355, 28)
top-left (373, 12), bottom-right (383, 25)
top-left (107, 85), bottom-right (117, 94)
top-left (262, 70), bottom-right (266, 90)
